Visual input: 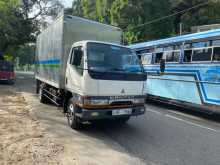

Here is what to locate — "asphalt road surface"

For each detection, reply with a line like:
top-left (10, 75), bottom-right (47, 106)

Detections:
top-left (13, 72), bottom-right (220, 165)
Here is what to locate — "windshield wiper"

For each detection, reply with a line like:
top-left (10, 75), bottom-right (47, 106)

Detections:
top-left (109, 68), bottom-right (125, 72)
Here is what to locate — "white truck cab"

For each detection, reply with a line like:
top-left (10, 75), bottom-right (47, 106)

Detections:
top-left (64, 41), bottom-right (147, 129)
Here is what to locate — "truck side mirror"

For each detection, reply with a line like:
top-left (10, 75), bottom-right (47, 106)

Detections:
top-left (160, 59), bottom-right (165, 73)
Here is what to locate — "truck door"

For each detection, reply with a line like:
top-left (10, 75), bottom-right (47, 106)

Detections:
top-left (66, 46), bottom-right (84, 94)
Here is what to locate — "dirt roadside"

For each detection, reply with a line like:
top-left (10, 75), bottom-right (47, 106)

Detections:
top-left (0, 87), bottom-right (67, 165)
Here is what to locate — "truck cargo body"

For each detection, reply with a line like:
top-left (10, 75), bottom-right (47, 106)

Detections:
top-left (35, 15), bottom-right (122, 89)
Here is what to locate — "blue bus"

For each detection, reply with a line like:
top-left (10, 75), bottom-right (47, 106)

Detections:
top-left (129, 29), bottom-right (220, 113)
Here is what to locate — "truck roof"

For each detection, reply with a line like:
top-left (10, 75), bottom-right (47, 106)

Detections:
top-left (40, 14), bottom-right (122, 35)
top-left (74, 40), bottom-right (128, 48)
top-left (64, 15), bottom-right (121, 30)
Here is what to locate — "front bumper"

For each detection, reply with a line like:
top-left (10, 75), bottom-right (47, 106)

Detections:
top-left (75, 106), bottom-right (146, 121)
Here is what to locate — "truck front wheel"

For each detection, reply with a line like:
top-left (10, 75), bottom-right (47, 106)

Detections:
top-left (67, 98), bottom-right (82, 130)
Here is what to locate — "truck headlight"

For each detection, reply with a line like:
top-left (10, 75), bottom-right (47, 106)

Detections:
top-left (133, 98), bottom-right (145, 104)
top-left (84, 98), bottom-right (109, 106)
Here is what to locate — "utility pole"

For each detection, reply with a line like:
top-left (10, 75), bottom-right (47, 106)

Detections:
top-left (180, 23), bottom-right (183, 35)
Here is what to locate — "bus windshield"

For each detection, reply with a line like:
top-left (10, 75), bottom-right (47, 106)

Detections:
top-left (87, 43), bottom-right (143, 73)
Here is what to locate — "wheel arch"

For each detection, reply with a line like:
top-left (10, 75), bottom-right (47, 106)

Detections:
top-left (63, 90), bottom-right (73, 113)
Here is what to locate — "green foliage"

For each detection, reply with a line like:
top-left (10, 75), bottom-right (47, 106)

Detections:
top-left (71, 0), bottom-right (220, 44)
top-left (0, 0), bottom-right (63, 65)
top-left (3, 54), bottom-right (13, 61)
top-left (72, 0), bottom-right (83, 17)
top-left (81, 0), bottom-right (97, 20)
top-left (16, 44), bottom-right (35, 65)
top-left (110, 0), bottom-right (173, 43)
top-left (0, 0), bottom-right (37, 55)
top-left (172, 0), bottom-right (220, 32)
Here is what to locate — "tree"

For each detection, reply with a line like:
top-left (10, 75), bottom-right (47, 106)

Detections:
top-left (110, 0), bottom-right (173, 43)
top-left (0, 0), bottom-right (63, 57)
top-left (172, 0), bottom-right (220, 33)
top-left (0, 0), bottom-right (23, 53)
top-left (72, 0), bottom-right (83, 17)
top-left (16, 44), bottom-right (35, 65)
top-left (95, 0), bottom-right (114, 24)
top-left (81, 0), bottom-right (97, 20)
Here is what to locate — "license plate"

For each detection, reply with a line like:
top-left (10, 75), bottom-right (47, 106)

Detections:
top-left (112, 109), bottom-right (132, 116)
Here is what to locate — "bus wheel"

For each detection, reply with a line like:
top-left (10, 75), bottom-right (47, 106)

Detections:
top-left (67, 98), bottom-right (82, 130)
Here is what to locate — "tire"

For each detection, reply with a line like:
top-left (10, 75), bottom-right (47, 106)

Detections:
top-left (39, 87), bottom-right (48, 104)
top-left (67, 98), bottom-right (82, 130)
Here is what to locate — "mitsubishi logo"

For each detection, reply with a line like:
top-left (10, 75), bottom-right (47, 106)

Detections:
top-left (121, 89), bottom-right (125, 94)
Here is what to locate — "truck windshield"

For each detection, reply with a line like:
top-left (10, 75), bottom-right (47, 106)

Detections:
top-left (87, 43), bottom-right (143, 73)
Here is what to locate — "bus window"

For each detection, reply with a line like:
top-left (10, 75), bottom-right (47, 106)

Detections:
top-left (192, 41), bottom-right (210, 48)
top-left (183, 50), bottom-right (192, 62)
top-left (212, 40), bottom-right (220, 46)
top-left (164, 46), bottom-right (173, 51)
top-left (141, 54), bottom-right (152, 65)
top-left (184, 44), bottom-right (191, 49)
top-left (164, 52), bottom-right (172, 62)
top-left (173, 51), bottom-right (180, 62)
top-left (174, 45), bottom-right (181, 50)
top-left (192, 48), bottom-right (212, 62)
top-left (155, 53), bottom-right (163, 64)
top-left (155, 47), bottom-right (163, 52)
top-left (213, 47), bottom-right (220, 61)
top-left (165, 51), bottom-right (180, 63)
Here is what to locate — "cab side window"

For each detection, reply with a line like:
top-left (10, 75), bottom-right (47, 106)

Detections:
top-left (70, 46), bottom-right (84, 75)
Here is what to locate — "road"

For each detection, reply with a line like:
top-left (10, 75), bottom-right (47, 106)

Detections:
top-left (11, 72), bottom-right (220, 165)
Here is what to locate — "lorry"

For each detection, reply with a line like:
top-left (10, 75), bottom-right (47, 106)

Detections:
top-left (0, 54), bottom-right (15, 84)
top-left (35, 14), bottom-right (147, 130)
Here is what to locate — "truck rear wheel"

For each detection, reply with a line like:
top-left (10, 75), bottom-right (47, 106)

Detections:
top-left (67, 98), bottom-right (82, 130)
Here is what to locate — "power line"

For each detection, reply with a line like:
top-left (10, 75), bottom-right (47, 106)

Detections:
top-left (126, 1), bottom-right (210, 31)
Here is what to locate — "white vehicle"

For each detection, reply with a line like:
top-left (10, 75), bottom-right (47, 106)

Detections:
top-left (35, 14), bottom-right (147, 130)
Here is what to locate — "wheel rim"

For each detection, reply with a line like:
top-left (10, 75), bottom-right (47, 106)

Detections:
top-left (68, 103), bottom-right (75, 124)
